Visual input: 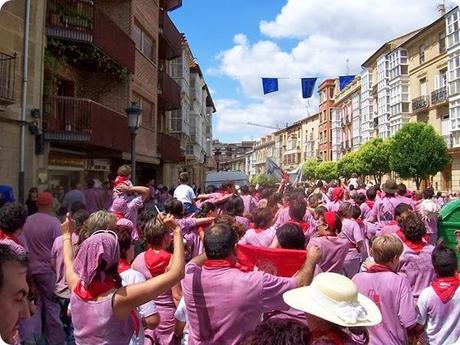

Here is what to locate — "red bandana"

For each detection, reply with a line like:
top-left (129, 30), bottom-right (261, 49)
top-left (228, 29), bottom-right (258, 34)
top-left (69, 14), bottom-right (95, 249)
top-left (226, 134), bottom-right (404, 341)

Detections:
top-left (203, 258), bottom-right (235, 269)
top-left (112, 212), bottom-right (125, 221)
top-left (0, 230), bottom-right (21, 245)
top-left (396, 230), bottom-right (427, 254)
top-left (74, 278), bottom-right (117, 301)
top-left (431, 276), bottom-right (460, 303)
top-left (114, 176), bottom-right (129, 188)
top-left (323, 212), bottom-right (337, 231)
top-left (288, 221), bottom-right (310, 234)
top-left (367, 264), bottom-right (394, 273)
top-left (365, 200), bottom-right (375, 209)
top-left (144, 248), bottom-right (171, 277)
top-left (118, 259), bottom-right (131, 274)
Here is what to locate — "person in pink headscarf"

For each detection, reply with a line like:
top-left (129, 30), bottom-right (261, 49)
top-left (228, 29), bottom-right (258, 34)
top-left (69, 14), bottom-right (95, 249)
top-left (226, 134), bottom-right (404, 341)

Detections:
top-left (61, 213), bottom-right (184, 345)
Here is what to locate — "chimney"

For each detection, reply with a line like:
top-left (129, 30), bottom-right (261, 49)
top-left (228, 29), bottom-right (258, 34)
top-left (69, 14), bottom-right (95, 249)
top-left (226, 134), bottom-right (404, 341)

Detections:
top-left (438, 2), bottom-right (446, 17)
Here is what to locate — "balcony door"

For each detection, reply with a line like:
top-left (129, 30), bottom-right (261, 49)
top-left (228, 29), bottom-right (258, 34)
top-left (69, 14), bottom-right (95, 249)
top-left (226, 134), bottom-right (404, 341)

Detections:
top-left (419, 78), bottom-right (427, 96)
top-left (56, 79), bottom-right (76, 132)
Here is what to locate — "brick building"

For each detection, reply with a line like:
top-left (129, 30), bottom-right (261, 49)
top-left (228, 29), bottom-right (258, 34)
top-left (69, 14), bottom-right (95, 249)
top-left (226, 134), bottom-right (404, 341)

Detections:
top-left (318, 79), bottom-right (335, 161)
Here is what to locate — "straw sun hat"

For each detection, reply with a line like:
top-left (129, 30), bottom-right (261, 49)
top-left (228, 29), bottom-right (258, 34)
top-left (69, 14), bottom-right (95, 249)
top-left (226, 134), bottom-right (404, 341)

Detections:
top-left (283, 272), bottom-right (382, 327)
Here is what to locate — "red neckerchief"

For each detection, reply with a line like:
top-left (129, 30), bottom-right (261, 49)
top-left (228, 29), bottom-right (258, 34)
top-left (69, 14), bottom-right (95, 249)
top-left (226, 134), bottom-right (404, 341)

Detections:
top-left (288, 221), bottom-right (310, 233)
top-left (396, 230), bottom-right (427, 254)
top-left (365, 200), bottom-right (375, 209)
top-left (0, 230), bottom-right (21, 245)
top-left (367, 264), bottom-right (394, 273)
top-left (431, 276), bottom-right (460, 303)
top-left (144, 248), bottom-right (171, 277)
top-left (112, 212), bottom-right (125, 221)
top-left (253, 227), bottom-right (265, 234)
top-left (203, 258), bottom-right (235, 269)
top-left (118, 259), bottom-right (131, 274)
top-left (114, 176), bottom-right (129, 188)
top-left (311, 330), bottom-right (345, 345)
top-left (74, 278), bottom-right (117, 301)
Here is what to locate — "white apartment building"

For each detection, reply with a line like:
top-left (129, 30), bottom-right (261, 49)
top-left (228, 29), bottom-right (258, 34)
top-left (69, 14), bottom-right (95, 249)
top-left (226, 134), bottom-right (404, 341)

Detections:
top-left (377, 54), bottom-right (391, 139)
top-left (331, 108), bottom-right (341, 161)
top-left (360, 69), bottom-right (374, 143)
top-left (351, 92), bottom-right (361, 150)
top-left (447, 7), bottom-right (460, 146)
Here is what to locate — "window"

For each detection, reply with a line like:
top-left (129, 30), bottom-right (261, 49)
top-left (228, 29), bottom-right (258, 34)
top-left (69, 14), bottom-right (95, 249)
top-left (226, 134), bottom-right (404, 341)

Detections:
top-left (133, 22), bottom-right (156, 63)
top-left (419, 45), bottom-right (425, 65)
top-left (439, 31), bottom-right (446, 53)
top-left (133, 92), bottom-right (155, 129)
top-left (419, 78), bottom-right (427, 96)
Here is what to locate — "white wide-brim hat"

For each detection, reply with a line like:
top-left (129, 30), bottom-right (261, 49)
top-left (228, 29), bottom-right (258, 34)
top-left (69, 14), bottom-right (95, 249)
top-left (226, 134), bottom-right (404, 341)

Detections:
top-left (283, 272), bottom-right (382, 327)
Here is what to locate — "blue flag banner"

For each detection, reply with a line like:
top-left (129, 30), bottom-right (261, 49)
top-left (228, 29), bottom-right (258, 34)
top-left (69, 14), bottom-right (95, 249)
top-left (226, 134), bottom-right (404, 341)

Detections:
top-left (262, 78), bottom-right (279, 95)
top-left (301, 78), bottom-right (317, 99)
top-left (339, 75), bottom-right (355, 91)
top-left (266, 158), bottom-right (284, 180)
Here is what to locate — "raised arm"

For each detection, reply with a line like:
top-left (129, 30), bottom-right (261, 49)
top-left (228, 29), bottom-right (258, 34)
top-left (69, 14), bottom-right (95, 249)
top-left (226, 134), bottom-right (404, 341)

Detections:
top-left (293, 246), bottom-right (322, 287)
top-left (113, 222), bottom-right (185, 320)
top-left (61, 216), bottom-right (79, 291)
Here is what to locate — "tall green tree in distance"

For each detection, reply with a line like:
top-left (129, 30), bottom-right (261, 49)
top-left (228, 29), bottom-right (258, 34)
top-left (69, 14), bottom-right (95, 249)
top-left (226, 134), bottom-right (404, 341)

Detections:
top-left (302, 158), bottom-right (319, 181)
top-left (337, 151), bottom-right (364, 179)
top-left (389, 123), bottom-right (450, 190)
top-left (315, 161), bottom-right (339, 182)
top-left (359, 138), bottom-right (391, 185)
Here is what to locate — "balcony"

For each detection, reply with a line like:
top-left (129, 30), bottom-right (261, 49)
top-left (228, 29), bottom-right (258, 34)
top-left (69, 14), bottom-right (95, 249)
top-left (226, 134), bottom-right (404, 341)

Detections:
top-left (412, 95), bottom-right (430, 112)
top-left (160, 0), bottom-right (182, 11)
top-left (158, 70), bottom-right (181, 111)
top-left (158, 133), bottom-right (182, 162)
top-left (46, 0), bottom-right (135, 73)
top-left (0, 52), bottom-right (16, 108)
top-left (43, 96), bottom-right (130, 152)
top-left (431, 87), bottom-right (448, 106)
top-left (159, 11), bottom-right (182, 60)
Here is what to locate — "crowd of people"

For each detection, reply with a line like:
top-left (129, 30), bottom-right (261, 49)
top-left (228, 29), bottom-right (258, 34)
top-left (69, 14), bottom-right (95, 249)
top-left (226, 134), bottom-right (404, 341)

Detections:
top-left (0, 165), bottom-right (459, 345)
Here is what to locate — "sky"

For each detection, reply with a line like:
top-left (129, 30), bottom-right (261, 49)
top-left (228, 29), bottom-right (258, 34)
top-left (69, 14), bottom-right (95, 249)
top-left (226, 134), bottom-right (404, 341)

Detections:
top-left (171, 0), bottom-right (456, 143)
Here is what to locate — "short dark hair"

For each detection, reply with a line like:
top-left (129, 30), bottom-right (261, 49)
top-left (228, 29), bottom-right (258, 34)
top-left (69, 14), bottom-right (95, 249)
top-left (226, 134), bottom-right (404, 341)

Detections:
top-left (276, 224), bottom-right (305, 250)
top-left (289, 199), bottom-right (307, 222)
top-left (143, 219), bottom-right (168, 247)
top-left (353, 193), bottom-right (366, 205)
top-left (239, 319), bottom-right (311, 345)
top-left (164, 199), bottom-right (184, 217)
top-left (71, 201), bottom-right (86, 215)
top-left (253, 208), bottom-right (273, 229)
top-left (205, 185), bottom-right (217, 194)
top-left (397, 183), bottom-right (407, 197)
top-left (240, 185), bottom-right (250, 195)
top-left (0, 244), bottom-right (28, 290)
top-left (115, 225), bottom-right (132, 259)
top-left (0, 203), bottom-right (27, 234)
top-left (195, 202), bottom-right (216, 218)
top-left (225, 195), bottom-right (244, 217)
top-left (400, 213), bottom-right (426, 242)
top-left (87, 179), bottom-right (95, 188)
top-left (395, 203), bottom-right (412, 218)
top-left (351, 205), bottom-right (361, 220)
top-left (221, 180), bottom-right (235, 190)
top-left (72, 209), bottom-right (90, 233)
top-left (138, 208), bottom-right (158, 231)
top-left (423, 187), bottom-right (435, 199)
top-left (203, 223), bottom-right (237, 259)
top-left (366, 187), bottom-right (376, 201)
top-left (432, 245), bottom-right (457, 277)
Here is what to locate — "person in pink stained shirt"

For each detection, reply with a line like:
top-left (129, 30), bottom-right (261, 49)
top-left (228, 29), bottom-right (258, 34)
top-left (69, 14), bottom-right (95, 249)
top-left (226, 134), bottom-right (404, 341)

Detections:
top-left (224, 195), bottom-right (250, 230)
top-left (417, 246), bottom-right (460, 345)
top-left (307, 211), bottom-right (348, 274)
top-left (395, 214), bottom-right (435, 302)
top-left (376, 202), bottom-right (413, 237)
top-left (182, 223), bottom-right (322, 345)
top-left (368, 180), bottom-right (402, 227)
top-left (132, 218), bottom-right (184, 345)
top-left (353, 235), bottom-right (419, 345)
top-left (396, 183), bottom-right (416, 209)
top-left (417, 187), bottom-right (440, 245)
top-left (83, 179), bottom-right (102, 214)
top-left (239, 185), bottom-right (257, 216)
top-left (338, 202), bottom-right (365, 278)
top-left (239, 208), bottom-right (276, 247)
top-left (325, 187), bottom-right (344, 212)
top-left (21, 192), bottom-right (65, 345)
top-left (0, 203), bottom-right (28, 255)
top-left (354, 193), bottom-right (371, 221)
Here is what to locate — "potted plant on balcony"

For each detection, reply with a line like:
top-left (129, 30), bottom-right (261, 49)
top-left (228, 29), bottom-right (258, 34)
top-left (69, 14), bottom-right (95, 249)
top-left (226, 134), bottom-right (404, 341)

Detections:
top-left (61, 5), bottom-right (92, 30)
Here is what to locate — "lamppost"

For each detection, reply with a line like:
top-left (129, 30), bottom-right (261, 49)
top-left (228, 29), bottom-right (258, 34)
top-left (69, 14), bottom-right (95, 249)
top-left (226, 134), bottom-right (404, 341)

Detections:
top-left (126, 102), bottom-right (142, 184)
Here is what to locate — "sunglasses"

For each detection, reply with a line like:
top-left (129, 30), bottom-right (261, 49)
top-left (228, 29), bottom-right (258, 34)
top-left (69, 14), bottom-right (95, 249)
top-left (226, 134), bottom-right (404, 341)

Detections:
top-left (91, 229), bottom-right (119, 242)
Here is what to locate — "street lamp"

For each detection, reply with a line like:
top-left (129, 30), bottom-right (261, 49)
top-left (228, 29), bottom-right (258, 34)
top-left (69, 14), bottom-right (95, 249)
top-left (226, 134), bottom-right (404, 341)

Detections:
top-left (126, 102), bottom-right (142, 184)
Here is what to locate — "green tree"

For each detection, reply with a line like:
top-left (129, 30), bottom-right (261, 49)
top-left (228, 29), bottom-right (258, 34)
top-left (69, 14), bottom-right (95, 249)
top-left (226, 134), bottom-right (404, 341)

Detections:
top-left (302, 158), bottom-right (319, 181)
top-left (389, 122), bottom-right (450, 190)
top-left (315, 161), bottom-right (339, 182)
top-left (337, 151), bottom-right (364, 179)
top-left (250, 174), bottom-right (278, 186)
top-left (359, 138), bottom-right (391, 185)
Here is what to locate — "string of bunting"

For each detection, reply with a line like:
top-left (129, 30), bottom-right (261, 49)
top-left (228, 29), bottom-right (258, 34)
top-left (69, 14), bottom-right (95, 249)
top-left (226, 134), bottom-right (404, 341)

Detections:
top-left (262, 75), bottom-right (356, 98)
